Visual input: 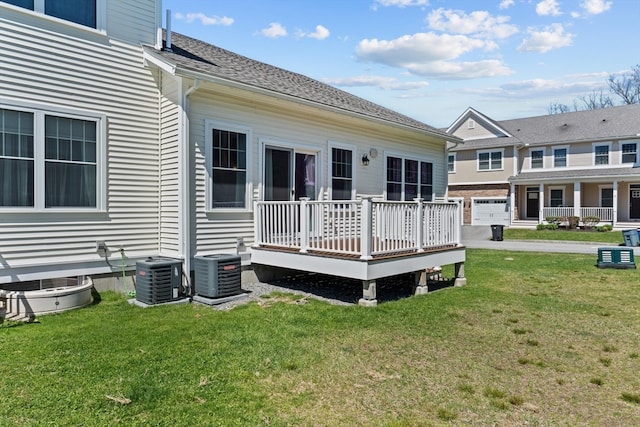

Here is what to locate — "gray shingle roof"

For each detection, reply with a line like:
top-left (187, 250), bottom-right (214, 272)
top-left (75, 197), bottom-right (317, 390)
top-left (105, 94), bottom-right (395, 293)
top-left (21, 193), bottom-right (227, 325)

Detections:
top-left (449, 103), bottom-right (640, 151)
top-left (149, 31), bottom-right (453, 139)
top-left (510, 166), bottom-right (640, 182)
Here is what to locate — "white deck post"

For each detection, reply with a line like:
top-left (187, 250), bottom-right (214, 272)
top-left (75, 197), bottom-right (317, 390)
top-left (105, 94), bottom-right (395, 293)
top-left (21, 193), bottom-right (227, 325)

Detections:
top-left (360, 196), bottom-right (373, 260)
top-left (299, 198), bottom-right (309, 253)
top-left (573, 181), bottom-right (581, 219)
top-left (253, 199), bottom-right (261, 247)
top-left (538, 183), bottom-right (544, 223)
top-left (612, 181), bottom-right (618, 227)
top-left (414, 198), bottom-right (424, 252)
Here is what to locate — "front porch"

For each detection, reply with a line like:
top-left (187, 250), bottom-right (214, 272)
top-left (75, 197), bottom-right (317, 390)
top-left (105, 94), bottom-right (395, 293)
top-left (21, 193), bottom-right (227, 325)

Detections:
top-left (251, 197), bottom-right (466, 306)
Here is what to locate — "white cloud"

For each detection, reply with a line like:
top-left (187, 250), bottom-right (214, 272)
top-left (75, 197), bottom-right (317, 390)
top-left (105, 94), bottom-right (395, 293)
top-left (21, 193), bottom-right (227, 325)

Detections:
top-left (260, 22), bottom-right (287, 38)
top-left (499, 0), bottom-right (514, 9)
top-left (355, 33), bottom-right (513, 79)
top-left (517, 23), bottom-right (574, 53)
top-left (581, 0), bottom-right (612, 15)
top-left (374, 0), bottom-right (429, 7)
top-left (174, 12), bottom-right (234, 26)
top-left (297, 25), bottom-right (330, 40)
top-left (323, 75), bottom-right (429, 90)
top-left (536, 0), bottom-right (562, 16)
top-left (427, 8), bottom-right (518, 39)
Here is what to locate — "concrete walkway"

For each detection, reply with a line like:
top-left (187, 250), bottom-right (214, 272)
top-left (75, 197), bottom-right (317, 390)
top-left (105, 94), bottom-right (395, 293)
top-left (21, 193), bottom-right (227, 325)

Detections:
top-left (461, 226), bottom-right (640, 256)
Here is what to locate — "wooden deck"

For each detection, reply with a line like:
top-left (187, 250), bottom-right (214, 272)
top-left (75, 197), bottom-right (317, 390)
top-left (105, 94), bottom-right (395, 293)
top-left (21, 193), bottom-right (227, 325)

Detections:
top-left (252, 198), bottom-right (467, 306)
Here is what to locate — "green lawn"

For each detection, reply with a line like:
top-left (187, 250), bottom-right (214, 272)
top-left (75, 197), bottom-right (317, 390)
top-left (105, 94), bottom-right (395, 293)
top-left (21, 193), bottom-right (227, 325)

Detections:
top-left (504, 227), bottom-right (627, 244)
top-left (2, 249), bottom-right (640, 426)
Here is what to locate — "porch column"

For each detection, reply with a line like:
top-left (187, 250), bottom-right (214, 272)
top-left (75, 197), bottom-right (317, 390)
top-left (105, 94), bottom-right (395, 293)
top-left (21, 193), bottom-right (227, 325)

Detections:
top-left (454, 262), bottom-right (467, 287)
top-left (538, 183), bottom-right (545, 223)
top-left (574, 181), bottom-right (581, 219)
top-left (299, 197), bottom-right (310, 253)
top-left (253, 198), bottom-right (261, 247)
top-left (612, 181), bottom-right (618, 227)
top-left (360, 196), bottom-right (373, 260)
top-left (414, 198), bottom-right (424, 252)
top-left (359, 280), bottom-right (377, 307)
top-left (509, 183), bottom-right (516, 223)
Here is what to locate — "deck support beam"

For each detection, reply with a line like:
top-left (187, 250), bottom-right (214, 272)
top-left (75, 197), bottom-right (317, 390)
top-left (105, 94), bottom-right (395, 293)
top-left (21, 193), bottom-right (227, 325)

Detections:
top-left (454, 261), bottom-right (467, 287)
top-left (358, 280), bottom-right (377, 307)
top-left (414, 270), bottom-right (429, 295)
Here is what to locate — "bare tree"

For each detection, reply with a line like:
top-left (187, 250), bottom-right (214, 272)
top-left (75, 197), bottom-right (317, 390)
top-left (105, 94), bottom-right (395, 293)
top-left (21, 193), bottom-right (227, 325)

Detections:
top-left (548, 101), bottom-right (570, 114)
top-left (577, 90), bottom-right (614, 110)
top-left (608, 64), bottom-right (640, 104)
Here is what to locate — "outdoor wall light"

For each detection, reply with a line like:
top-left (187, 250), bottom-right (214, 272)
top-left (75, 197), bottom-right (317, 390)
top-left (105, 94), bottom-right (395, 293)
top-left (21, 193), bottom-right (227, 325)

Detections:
top-left (361, 153), bottom-right (370, 166)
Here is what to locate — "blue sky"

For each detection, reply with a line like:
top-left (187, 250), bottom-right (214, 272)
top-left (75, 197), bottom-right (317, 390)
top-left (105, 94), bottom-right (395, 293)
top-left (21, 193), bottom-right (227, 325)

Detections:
top-left (162, 0), bottom-right (639, 128)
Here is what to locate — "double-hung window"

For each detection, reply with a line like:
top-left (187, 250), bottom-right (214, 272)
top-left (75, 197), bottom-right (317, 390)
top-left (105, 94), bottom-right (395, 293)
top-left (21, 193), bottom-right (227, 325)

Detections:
top-left (531, 149), bottom-right (544, 169)
top-left (386, 155), bottom-right (433, 201)
top-left (477, 150), bottom-right (502, 171)
top-left (550, 189), bottom-right (564, 207)
top-left (0, 105), bottom-right (102, 210)
top-left (447, 153), bottom-right (456, 173)
top-left (1, 0), bottom-right (100, 29)
top-left (601, 188), bottom-right (613, 208)
top-left (205, 120), bottom-right (249, 210)
top-left (330, 147), bottom-right (353, 200)
top-left (622, 143), bottom-right (637, 164)
top-left (553, 147), bottom-right (567, 168)
top-left (594, 144), bottom-right (610, 165)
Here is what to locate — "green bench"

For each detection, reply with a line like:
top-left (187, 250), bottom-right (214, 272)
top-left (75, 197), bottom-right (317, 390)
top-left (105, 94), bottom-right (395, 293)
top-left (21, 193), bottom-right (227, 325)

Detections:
top-left (597, 247), bottom-right (636, 269)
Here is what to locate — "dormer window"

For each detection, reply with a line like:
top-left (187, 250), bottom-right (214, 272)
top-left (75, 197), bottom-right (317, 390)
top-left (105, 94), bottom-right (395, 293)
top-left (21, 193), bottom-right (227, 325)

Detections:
top-left (1, 0), bottom-right (99, 29)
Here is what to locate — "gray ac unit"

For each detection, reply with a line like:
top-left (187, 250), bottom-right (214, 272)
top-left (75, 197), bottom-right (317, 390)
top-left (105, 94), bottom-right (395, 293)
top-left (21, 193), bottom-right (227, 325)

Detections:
top-left (135, 258), bottom-right (182, 305)
top-left (194, 254), bottom-right (242, 298)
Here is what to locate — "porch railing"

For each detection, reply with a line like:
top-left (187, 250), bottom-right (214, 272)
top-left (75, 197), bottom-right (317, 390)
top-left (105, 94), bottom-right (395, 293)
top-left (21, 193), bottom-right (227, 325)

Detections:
top-left (254, 197), bottom-right (461, 260)
top-left (541, 207), bottom-right (614, 223)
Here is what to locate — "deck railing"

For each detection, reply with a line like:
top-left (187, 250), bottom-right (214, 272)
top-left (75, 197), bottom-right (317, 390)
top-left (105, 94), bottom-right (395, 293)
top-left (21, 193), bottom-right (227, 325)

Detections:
top-left (541, 207), bottom-right (614, 223)
top-left (254, 197), bottom-right (461, 260)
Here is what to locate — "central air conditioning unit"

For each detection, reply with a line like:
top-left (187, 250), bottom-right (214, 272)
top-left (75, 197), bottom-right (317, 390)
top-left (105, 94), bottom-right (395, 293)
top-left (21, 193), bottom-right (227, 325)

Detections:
top-left (194, 254), bottom-right (242, 298)
top-left (135, 258), bottom-right (183, 305)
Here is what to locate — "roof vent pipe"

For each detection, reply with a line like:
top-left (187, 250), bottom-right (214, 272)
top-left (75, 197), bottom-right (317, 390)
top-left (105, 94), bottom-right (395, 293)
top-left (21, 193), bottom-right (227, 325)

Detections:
top-left (165, 9), bottom-right (172, 52)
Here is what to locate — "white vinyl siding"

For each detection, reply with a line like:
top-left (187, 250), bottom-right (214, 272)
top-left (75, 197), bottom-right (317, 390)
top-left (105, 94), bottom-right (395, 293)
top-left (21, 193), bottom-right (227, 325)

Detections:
top-left (188, 85), bottom-right (447, 255)
top-left (0, 3), bottom-right (161, 281)
top-left (159, 73), bottom-right (181, 256)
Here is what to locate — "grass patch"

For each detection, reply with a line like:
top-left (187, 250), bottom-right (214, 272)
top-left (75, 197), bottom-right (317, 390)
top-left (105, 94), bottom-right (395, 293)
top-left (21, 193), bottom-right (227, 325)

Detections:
top-left (504, 228), bottom-right (622, 244)
top-left (621, 393), bottom-right (640, 404)
top-left (1, 249), bottom-right (640, 425)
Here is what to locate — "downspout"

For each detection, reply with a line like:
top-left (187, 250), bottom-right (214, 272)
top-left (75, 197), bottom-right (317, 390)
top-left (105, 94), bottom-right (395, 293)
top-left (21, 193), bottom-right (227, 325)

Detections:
top-left (180, 79), bottom-right (200, 282)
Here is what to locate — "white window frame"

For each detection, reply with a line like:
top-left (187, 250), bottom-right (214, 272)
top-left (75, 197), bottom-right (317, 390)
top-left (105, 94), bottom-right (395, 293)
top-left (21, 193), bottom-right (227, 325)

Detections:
top-left (447, 153), bottom-right (456, 173)
top-left (548, 186), bottom-right (565, 207)
top-left (553, 146), bottom-right (569, 168)
top-left (467, 119), bottom-right (475, 129)
top-left (621, 141), bottom-right (638, 164)
top-left (204, 119), bottom-right (252, 213)
top-left (0, 0), bottom-right (107, 33)
top-left (0, 99), bottom-right (107, 212)
top-left (599, 185), bottom-right (614, 208)
top-left (592, 142), bottom-right (611, 166)
top-left (476, 149), bottom-right (503, 171)
top-left (384, 151), bottom-right (435, 201)
top-left (328, 141), bottom-right (356, 200)
top-left (529, 147), bottom-right (545, 169)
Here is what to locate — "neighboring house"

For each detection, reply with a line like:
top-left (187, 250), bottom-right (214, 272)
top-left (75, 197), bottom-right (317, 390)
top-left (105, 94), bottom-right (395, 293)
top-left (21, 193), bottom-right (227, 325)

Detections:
top-left (1, 1), bottom-right (465, 305)
top-left (446, 105), bottom-right (640, 227)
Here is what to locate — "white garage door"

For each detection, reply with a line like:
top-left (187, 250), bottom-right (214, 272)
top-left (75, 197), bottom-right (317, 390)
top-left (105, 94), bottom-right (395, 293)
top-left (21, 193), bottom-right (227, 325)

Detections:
top-left (472, 199), bottom-right (510, 226)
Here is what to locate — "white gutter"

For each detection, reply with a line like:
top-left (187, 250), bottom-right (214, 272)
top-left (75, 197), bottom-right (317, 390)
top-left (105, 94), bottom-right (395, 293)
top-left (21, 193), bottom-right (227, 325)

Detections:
top-left (179, 78), bottom-right (200, 280)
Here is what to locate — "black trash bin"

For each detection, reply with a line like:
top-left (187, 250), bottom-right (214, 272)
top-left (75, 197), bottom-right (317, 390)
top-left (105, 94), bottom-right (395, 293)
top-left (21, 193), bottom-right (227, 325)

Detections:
top-left (491, 224), bottom-right (504, 241)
